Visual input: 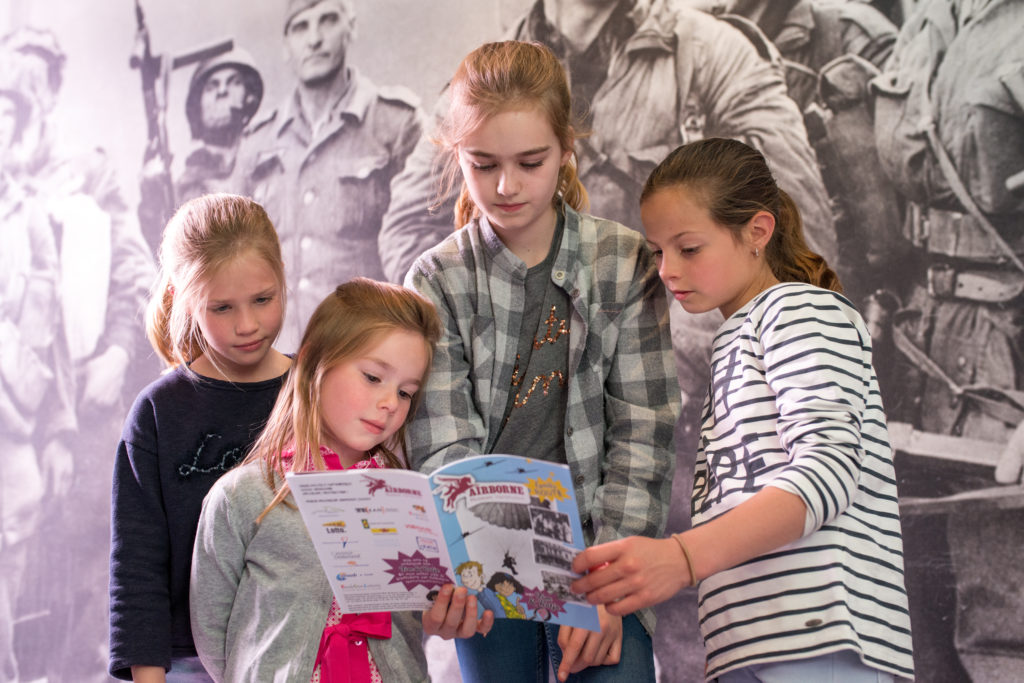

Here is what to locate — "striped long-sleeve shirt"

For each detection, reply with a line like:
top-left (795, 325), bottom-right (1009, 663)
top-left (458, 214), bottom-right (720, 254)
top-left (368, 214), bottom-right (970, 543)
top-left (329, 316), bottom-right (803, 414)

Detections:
top-left (693, 282), bottom-right (913, 680)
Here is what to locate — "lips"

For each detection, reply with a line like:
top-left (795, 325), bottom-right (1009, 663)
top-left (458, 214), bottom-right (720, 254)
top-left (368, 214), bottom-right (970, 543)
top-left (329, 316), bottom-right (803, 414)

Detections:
top-left (235, 338), bottom-right (264, 353)
top-left (495, 202), bottom-right (526, 212)
top-left (362, 419), bottom-right (385, 435)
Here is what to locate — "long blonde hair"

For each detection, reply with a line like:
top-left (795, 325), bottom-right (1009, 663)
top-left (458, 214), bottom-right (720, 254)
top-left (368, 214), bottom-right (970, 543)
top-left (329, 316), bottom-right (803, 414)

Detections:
top-left (435, 40), bottom-right (588, 227)
top-left (249, 277), bottom-right (441, 522)
top-left (145, 193), bottom-right (285, 368)
top-left (641, 138), bottom-right (842, 292)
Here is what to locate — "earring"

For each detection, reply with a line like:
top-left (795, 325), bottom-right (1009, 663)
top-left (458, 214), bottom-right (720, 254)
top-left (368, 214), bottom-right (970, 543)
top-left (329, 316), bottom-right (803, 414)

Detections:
top-left (754, 247), bottom-right (760, 257)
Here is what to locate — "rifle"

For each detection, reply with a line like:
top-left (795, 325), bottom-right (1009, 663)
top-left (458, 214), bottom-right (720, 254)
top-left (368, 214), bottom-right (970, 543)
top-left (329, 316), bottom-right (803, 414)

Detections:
top-left (130, 0), bottom-right (175, 236)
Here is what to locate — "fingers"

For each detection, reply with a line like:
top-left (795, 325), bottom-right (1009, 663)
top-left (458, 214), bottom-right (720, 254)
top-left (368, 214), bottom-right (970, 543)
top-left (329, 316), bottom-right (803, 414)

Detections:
top-left (421, 586), bottom-right (494, 640)
top-left (571, 543), bottom-right (618, 574)
top-left (476, 607), bottom-right (495, 637)
top-left (556, 625), bottom-right (587, 682)
top-left (570, 561), bottom-right (616, 599)
top-left (421, 584), bottom-right (455, 636)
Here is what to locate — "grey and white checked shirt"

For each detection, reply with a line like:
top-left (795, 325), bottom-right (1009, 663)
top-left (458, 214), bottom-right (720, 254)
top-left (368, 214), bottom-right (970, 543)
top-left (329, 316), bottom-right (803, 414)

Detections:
top-left (405, 205), bottom-right (680, 633)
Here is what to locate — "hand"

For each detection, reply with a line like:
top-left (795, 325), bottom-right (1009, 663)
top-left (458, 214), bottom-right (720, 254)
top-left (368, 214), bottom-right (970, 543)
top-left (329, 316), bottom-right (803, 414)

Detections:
top-left (41, 438), bottom-right (74, 498)
top-left (131, 664), bottom-right (167, 682)
top-left (995, 419), bottom-right (1024, 484)
top-left (82, 345), bottom-right (130, 410)
top-left (570, 537), bottom-right (690, 616)
top-left (421, 585), bottom-right (494, 640)
top-left (556, 604), bottom-right (622, 681)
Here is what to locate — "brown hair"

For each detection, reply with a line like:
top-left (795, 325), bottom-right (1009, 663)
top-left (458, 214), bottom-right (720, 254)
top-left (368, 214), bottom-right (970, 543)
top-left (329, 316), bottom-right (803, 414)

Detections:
top-left (435, 40), bottom-right (588, 227)
top-left (145, 193), bottom-right (285, 369)
top-left (641, 138), bottom-right (841, 293)
top-left (249, 277), bottom-right (442, 522)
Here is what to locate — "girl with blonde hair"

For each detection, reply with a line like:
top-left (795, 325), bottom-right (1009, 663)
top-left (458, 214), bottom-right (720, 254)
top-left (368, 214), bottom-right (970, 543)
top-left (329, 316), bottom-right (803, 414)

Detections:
top-left (109, 193), bottom-right (291, 682)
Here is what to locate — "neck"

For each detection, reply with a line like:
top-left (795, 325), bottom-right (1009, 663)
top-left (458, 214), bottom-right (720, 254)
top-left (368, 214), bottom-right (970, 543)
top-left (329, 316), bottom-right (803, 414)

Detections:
top-left (190, 348), bottom-right (291, 383)
top-left (495, 205), bottom-right (558, 268)
top-left (543, 0), bottom-right (620, 53)
top-left (297, 66), bottom-right (350, 126)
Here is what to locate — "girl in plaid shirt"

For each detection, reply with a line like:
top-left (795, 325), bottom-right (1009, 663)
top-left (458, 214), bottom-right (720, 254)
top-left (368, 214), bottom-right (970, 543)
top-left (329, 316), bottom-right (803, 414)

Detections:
top-left (406, 41), bottom-right (679, 683)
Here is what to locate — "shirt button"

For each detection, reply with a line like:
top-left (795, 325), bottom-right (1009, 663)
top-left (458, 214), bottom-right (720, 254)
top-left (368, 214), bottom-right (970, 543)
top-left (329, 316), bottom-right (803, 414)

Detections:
top-left (301, 237), bottom-right (313, 250)
top-left (554, 270), bottom-right (566, 280)
top-left (805, 619), bottom-right (823, 628)
top-left (303, 189), bottom-right (316, 205)
top-left (574, 474), bottom-right (584, 486)
top-left (566, 426), bottom-right (573, 436)
top-left (298, 277), bottom-right (311, 291)
top-left (353, 640), bottom-right (363, 646)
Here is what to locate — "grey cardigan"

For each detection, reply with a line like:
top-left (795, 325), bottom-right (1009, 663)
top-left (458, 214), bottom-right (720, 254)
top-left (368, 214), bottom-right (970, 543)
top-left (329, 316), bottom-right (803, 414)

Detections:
top-left (190, 462), bottom-right (429, 682)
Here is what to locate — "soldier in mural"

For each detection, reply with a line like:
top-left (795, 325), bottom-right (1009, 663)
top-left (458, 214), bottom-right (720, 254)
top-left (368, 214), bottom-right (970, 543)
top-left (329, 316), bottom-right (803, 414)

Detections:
top-left (692, 0), bottom-right (905, 309)
top-left (137, 41), bottom-right (265, 252)
top-left (0, 54), bottom-right (75, 683)
top-left (1, 26), bottom-right (155, 682)
top-left (872, 0), bottom-right (1024, 680)
top-left (232, 0), bottom-right (424, 353)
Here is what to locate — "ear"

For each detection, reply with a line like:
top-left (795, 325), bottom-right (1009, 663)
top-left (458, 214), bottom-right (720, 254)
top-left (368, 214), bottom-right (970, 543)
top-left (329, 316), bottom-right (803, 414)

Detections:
top-left (748, 211), bottom-right (775, 252)
top-left (561, 127), bottom-right (576, 167)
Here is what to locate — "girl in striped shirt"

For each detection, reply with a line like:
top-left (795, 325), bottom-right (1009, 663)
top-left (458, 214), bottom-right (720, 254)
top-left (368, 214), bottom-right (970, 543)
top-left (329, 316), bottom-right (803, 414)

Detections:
top-left (572, 138), bottom-right (914, 681)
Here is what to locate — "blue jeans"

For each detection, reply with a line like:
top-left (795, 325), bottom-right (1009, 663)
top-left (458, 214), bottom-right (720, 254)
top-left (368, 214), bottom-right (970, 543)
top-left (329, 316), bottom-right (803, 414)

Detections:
top-left (167, 656), bottom-right (214, 682)
top-left (454, 613), bottom-right (654, 683)
top-left (717, 649), bottom-right (895, 683)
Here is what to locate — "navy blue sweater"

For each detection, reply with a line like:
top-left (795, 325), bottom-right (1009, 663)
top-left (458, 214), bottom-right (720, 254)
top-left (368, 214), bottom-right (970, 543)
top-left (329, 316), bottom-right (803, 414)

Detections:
top-left (108, 365), bottom-right (286, 680)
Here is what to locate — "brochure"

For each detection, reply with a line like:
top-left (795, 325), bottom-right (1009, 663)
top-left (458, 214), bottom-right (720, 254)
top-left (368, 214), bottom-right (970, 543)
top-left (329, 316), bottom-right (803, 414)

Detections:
top-left (286, 454), bottom-right (600, 631)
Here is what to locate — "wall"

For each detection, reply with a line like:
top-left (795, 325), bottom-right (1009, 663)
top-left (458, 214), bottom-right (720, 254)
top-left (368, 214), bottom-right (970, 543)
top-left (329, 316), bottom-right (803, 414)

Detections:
top-left (1, 1), bottom-right (1020, 681)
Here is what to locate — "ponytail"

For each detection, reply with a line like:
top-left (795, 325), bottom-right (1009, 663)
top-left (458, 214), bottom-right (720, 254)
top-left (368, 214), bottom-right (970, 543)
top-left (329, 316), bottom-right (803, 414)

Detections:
top-left (768, 190), bottom-right (842, 293)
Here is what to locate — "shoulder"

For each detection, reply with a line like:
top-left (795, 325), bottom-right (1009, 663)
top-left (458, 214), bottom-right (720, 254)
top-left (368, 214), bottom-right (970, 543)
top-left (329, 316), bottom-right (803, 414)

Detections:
top-left (124, 367), bottom-right (192, 419)
top-left (713, 13), bottom-right (784, 64)
top-left (748, 282), bottom-right (863, 335)
top-left (570, 211), bottom-right (659, 302)
top-left (205, 461), bottom-right (270, 510)
top-left (573, 211), bottom-right (650, 270)
top-left (244, 106), bottom-right (279, 137)
top-left (359, 75), bottom-right (423, 132)
top-left (656, 3), bottom-right (767, 55)
top-left (410, 224), bottom-right (483, 280)
top-left (374, 83), bottom-right (422, 113)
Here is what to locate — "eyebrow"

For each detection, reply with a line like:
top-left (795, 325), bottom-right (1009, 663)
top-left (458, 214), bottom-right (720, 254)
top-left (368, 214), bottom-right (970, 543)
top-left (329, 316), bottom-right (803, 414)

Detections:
top-left (464, 145), bottom-right (551, 158)
top-left (207, 286), bottom-right (277, 305)
top-left (363, 357), bottom-right (423, 387)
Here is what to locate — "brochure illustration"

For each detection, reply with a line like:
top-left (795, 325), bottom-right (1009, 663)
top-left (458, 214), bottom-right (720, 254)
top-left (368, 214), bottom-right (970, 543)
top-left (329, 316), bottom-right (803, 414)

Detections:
top-left (286, 454), bottom-right (600, 631)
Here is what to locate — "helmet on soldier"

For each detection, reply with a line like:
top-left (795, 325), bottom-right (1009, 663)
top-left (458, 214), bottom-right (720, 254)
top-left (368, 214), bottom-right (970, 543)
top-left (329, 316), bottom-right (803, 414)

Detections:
top-left (185, 48), bottom-right (264, 146)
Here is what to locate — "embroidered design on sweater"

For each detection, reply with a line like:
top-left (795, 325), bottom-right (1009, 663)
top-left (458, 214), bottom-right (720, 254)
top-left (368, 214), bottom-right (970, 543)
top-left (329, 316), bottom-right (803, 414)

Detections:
top-left (178, 433), bottom-right (245, 478)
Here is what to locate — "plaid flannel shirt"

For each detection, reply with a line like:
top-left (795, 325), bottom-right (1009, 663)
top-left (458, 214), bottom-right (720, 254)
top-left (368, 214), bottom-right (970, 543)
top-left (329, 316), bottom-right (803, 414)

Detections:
top-left (405, 205), bottom-right (679, 633)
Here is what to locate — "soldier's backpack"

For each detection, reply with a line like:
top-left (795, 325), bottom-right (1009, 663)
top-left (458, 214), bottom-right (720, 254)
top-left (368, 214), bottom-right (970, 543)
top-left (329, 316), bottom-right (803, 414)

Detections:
top-left (872, 0), bottom-right (1024, 218)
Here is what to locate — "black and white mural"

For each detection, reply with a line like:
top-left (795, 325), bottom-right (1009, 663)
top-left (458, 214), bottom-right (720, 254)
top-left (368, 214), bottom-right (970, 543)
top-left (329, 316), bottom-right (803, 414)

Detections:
top-left (1, 0), bottom-right (1021, 681)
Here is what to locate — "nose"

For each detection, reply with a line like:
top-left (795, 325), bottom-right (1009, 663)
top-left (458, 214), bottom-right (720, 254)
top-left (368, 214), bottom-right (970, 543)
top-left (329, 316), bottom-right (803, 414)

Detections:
top-left (657, 254), bottom-right (678, 285)
top-left (496, 167), bottom-right (521, 197)
top-left (308, 26), bottom-right (323, 49)
top-left (377, 388), bottom-right (399, 414)
top-left (235, 306), bottom-right (259, 336)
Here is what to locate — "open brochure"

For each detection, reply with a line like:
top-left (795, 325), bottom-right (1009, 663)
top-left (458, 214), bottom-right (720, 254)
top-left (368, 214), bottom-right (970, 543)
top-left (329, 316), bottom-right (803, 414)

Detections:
top-left (286, 454), bottom-right (601, 631)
